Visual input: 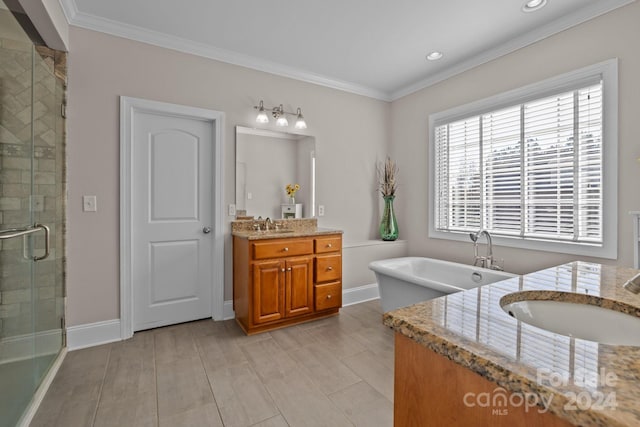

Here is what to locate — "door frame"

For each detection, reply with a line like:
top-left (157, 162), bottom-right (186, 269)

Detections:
top-left (119, 96), bottom-right (225, 339)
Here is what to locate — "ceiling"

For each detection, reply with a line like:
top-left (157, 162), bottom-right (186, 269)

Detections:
top-left (59, 0), bottom-right (634, 101)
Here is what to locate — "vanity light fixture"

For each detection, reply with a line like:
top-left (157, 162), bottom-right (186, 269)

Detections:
top-left (426, 51), bottom-right (443, 61)
top-left (254, 100), bottom-right (307, 129)
top-left (522, 0), bottom-right (547, 12)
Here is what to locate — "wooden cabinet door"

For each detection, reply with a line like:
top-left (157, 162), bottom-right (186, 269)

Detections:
top-left (285, 256), bottom-right (314, 318)
top-left (252, 260), bottom-right (285, 324)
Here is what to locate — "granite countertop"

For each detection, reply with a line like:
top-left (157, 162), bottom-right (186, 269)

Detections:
top-left (232, 227), bottom-right (343, 240)
top-left (383, 261), bottom-right (640, 427)
top-left (231, 217), bottom-right (342, 240)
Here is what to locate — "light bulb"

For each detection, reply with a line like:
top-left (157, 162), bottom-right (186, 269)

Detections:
top-left (522, 0), bottom-right (547, 12)
top-left (255, 101), bottom-right (269, 123)
top-left (276, 115), bottom-right (289, 127)
top-left (294, 108), bottom-right (307, 129)
top-left (275, 105), bottom-right (288, 126)
top-left (256, 110), bottom-right (269, 123)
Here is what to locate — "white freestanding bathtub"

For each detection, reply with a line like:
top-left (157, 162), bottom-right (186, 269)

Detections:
top-left (369, 257), bottom-right (517, 312)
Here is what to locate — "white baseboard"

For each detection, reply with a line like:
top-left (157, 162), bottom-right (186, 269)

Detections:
top-left (67, 319), bottom-right (122, 351)
top-left (342, 283), bottom-right (380, 306)
top-left (0, 329), bottom-right (63, 365)
top-left (223, 300), bottom-right (235, 320)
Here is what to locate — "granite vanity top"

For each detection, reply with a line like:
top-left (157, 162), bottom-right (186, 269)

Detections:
top-left (383, 261), bottom-right (640, 427)
top-left (231, 217), bottom-right (342, 240)
top-left (232, 227), bottom-right (343, 240)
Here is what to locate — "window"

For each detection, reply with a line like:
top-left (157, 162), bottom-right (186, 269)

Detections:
top-left (429, 60), bottom-right (617, 259)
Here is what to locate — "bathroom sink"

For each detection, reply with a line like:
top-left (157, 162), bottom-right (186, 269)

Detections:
top-left (501, 295), bottom-right (640, 346)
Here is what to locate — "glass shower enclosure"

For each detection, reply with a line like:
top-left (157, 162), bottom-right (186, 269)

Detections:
top-left (0, 3), bottom-right (66, 426)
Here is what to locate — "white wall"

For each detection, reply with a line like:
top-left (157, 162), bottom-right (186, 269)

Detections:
top-left (391, 1), bottom-right (640, 275)
top-left (66, 27), bottom-right (391, 326)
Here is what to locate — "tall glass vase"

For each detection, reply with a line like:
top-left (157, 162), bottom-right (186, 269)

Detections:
top-left (379, 195), bottom-right (398, 241)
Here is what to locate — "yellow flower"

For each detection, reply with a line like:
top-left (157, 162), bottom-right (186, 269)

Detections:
top-left (285, 183), bottom-right (300, 198)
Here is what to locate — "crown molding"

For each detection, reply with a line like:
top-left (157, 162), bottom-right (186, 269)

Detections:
top-left (389, 0), bottom-right (636, 100)
top-left (57, 0), bottom-right (78, 23)
top-left (58, 0), bottom-right (634, 102)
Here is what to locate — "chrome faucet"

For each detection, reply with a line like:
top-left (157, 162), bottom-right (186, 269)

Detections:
top-left (470, 229), bottom-right (502, 270)
top-left (264, 217), bottom-right (273, 231)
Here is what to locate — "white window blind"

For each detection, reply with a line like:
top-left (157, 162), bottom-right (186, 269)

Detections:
top-left (434, 81), bottom-right (603, 246)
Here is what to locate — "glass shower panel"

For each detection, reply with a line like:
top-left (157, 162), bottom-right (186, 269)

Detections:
top-left (31, 45), bottom-right (65, 390)
top-left (0, 3), bottom-right (66, 426)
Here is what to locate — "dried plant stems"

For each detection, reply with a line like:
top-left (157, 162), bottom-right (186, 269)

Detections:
top-left (378, 157), bottom-right (398, 197)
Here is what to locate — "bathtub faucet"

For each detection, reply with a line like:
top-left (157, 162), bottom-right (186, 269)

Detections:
top-left (470, 229), bottom-right (499, 270)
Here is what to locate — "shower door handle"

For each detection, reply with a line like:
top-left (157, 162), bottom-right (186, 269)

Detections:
top-left (32, 224), bottom-right (50, 261)
top-left (0, 223), bottom-right (50, 261)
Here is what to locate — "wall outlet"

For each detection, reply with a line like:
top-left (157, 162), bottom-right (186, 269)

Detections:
top-left (83, 195), bottom-right (97, 212)
top-left (228, 204), bottom-right (236, 216)
top-left (318, 205), bottom-right (325, 216)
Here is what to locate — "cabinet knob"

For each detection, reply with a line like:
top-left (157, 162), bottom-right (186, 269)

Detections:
top-left (281, 268), bottom-right (286, 272)
top-left (287, 267), bottom-right (292, 271)
top-left (327, 294), bottom-right (332, 299)
top-left (283, 247), bottom-right (289, 252)
top-left (327, 243), bottom-right (332, 248)
top-left (327, 266), bottom-right (333, 271)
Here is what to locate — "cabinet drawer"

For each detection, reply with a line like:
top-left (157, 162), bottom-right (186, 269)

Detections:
top-left (316, 254), bottom-right (342, 282)
top-left (315, 281), bottom-right (342, 311)
top-left (252, 239), bottom-right (313, 260)
top-left (315, 236), bottom-right (341, 254)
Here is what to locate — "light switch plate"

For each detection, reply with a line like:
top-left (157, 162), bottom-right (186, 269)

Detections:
top-left (318, 205), bottom-right (325, 216)
top-left (83, 195), bottom-right (97, 212)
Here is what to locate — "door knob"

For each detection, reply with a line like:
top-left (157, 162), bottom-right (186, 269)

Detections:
top-left (202, 226), bottom-right (212, 234)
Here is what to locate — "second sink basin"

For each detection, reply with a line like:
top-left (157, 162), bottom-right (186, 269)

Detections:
top-left (501, 294), bottom-right (640, 346)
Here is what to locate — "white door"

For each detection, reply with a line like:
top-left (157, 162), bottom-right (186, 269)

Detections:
top-left (131, 110), bottom-right (213, 331)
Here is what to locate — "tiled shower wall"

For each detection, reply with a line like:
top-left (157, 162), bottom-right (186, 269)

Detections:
top-left (0, 35), bottom-right (66, 340)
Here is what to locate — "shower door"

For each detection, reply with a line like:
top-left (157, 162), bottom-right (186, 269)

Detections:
top-left (0, 4), bottom-right (66, 426)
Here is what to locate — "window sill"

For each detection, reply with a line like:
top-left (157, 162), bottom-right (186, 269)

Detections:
top-left (428, 228), bottom-right (616, 260)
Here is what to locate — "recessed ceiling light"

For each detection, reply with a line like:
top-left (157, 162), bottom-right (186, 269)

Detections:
top-left (522, 0), bottom-right (547, 12)
top-left (426, 51), bottom-right (443, 61)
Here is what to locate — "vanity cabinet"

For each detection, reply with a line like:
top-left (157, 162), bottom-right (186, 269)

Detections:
top-left (314, 236), bottom-right (342, 311)
top-left (233, 233), bottom-right (342, 334)
top-left (394, 333), bottom-right (573, 427)
top-left (252, 256), bottom-right (314, 324)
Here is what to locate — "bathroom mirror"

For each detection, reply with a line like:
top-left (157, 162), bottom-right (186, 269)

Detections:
top-left (235, 126), bottom-right (315, 219)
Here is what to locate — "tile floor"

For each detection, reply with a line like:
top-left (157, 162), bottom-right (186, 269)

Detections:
top-left (30, 300), bottom-right (394, 427)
